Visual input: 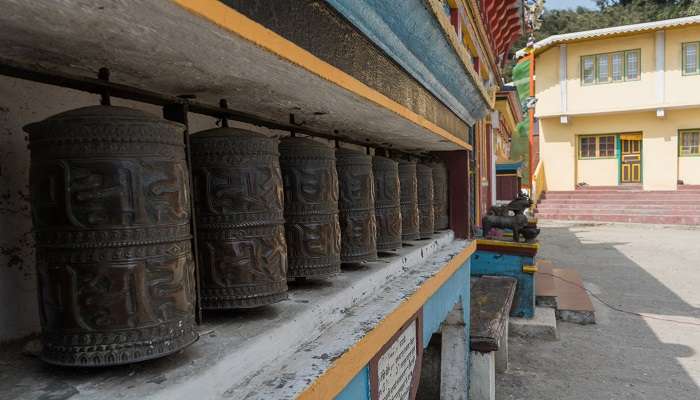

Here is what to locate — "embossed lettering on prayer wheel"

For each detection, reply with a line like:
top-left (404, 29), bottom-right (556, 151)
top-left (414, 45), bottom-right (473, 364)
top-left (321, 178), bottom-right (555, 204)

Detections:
top-left (372, 156), bottom-right (402, 251)
top-left (25, 106), bottom-right (197, 367)
top-left (431, 162), bottom-right (449, 231)
top-left (191, 128), bottom-right (287, 309)
top-left (417, 164), bottom-right (435, 238)
top-left (336, 148), bottom-right (377, 263)
top-left (398, 160), bottom-right (420, 241)
top-left (279, 137), bottom-right (341, 278)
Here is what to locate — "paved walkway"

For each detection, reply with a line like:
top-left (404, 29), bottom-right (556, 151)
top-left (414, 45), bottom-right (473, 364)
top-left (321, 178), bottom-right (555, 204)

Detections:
top-left (497, 222), bottom-right (700, 400)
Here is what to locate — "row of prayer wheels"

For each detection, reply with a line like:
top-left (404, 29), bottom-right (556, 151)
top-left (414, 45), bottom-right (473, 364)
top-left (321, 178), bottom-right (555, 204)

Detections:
top-left (24, 105), bottom-right (448, 366)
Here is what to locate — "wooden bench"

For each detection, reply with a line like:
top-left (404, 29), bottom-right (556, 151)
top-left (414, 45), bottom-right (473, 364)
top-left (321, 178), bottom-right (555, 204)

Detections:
top-left (469, 275), bottom-right (517, 400)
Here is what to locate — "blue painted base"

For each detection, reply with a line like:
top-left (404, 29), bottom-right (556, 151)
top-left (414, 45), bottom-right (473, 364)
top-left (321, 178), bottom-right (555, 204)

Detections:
top-left (471, 251), bottom-right (535, 319)
top-left (335, 259), bottom-right (472, 399)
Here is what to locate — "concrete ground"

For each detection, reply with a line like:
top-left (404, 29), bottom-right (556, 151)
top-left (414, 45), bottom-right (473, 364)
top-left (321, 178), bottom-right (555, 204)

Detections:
top-left (497, 221), bottom-right (700, 400)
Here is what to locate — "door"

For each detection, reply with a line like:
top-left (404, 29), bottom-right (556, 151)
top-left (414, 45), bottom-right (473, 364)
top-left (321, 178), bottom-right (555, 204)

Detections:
top-left (620, 134), bottom-right (642, 183)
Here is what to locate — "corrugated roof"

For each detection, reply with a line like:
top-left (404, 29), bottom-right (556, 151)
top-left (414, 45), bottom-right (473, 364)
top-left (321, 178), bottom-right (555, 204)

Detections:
top-left (534, 15), bottom-right (700, 53)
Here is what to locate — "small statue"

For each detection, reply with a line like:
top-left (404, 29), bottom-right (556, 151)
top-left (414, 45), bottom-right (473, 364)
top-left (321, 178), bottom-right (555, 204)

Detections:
top-left (482, 192), bottom-right (539, 243)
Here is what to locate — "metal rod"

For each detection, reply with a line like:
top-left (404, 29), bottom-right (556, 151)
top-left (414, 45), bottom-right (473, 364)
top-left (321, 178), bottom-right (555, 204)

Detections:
top-left (97, 67), bottom-right (111, 106)
top-left (0, 62), bottom-right (403, 151)
top-left (219, 99), bottom-right (229, 128)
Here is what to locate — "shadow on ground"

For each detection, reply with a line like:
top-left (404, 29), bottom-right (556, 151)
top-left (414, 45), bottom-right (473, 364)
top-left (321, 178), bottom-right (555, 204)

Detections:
top-left (497, 222), bottom-right (700, 400)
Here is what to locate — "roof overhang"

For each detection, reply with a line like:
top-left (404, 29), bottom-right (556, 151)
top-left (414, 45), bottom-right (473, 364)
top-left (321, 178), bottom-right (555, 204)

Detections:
top-left (533, 15), bottom-right (700, 55)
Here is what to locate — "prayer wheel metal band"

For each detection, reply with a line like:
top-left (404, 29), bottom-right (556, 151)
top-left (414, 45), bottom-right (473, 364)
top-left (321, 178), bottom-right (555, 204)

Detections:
top-left (280, 137), bottom-right (341, 278)
top-left (417, 163), bottom-right (435, 238)
top-left (372, 156), bottom-right (402, 251)
top-left (336, 148), bottom-right (377, 263)
top-left (398, 159), bottom-right (420, 241)
top-left (431, 161), bottom-right (449, 231)
top-left (25, 105), bottom-right (197, 367)
top-left (191, 127), bottom-right (288, 309)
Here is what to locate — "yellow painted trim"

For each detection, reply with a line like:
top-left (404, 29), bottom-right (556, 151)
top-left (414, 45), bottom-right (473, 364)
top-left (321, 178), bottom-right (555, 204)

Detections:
top-left (296, 241), bottom-right (477, 400)
top-left (172, 0), bottom-right (472, 151)
top-left (476, 238), bottom-right (540, 252)
top-left (522, 265), bottom-right (538, 274)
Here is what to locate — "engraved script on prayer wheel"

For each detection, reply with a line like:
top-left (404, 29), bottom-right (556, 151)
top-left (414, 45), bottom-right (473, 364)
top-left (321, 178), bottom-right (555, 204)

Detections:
top-left (336, 148), bottom-right (377, 263)
top-left (417, 163), bottom-right (435, 238)
top-left (398, 159), bottom-right (420, 241)
top-left (372, 156), bottom-right (402, 252)
top-left (431, 161), bottom-right (449, 231)
top-left (191, 128), bottom-right (288, 309)
top-left (279, 137), bottom-right (341, 278)
top-left (25, 106), bottom-right (197, 367)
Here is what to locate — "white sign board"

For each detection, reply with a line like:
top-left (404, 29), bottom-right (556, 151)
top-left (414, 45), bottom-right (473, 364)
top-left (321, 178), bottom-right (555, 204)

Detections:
top-left (376, 320), bottom-right (418, 400)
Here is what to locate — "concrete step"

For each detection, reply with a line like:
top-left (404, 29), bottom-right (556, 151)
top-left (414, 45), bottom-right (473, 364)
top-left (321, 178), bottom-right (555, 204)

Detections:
top-left (551, 268), bottom-right (596, 325)
top-left (536, 207), bottom-right (700, 216)
top-left (535, 260), bottom-right (557, 308)
top-left (537, 213), bottom-right (700, 225)
top-left (537, 203), bottom-right (700, 210)
top-left (573, 185), bottom-right (642, 191)
top-left (509, 307), bottom-right (558, 340)
top-left (538, 199), bottom-right (700, 205)
top-left (679, 185), bottom-right (700, 191)
top-left (542, 193), bottom-right (700, 200)
top-left (534, 262), bottom-right (596, 325)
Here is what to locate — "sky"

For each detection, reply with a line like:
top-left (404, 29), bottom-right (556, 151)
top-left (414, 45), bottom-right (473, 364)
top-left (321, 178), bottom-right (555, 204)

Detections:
top-left (546, 0), bottom-right (599, 10)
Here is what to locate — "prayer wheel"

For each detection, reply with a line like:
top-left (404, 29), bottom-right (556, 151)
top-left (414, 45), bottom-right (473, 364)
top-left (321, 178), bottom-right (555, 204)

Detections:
top-left (431, 161), bottom-right (449, 230)
top-left (279, 137), bottom-right (341, 278)
top-left (398, 159), bottom-right (420, 241)
top-left (372, 156), bottom-right (402, 252)
top-left (191, 128), bottom-right (288, 309)
top-left (336, 148), bottom-right (377, 263)
top-left (25, 106), bottom-right (197, 367)
top-left (417, 163), bottom-right (435, 238)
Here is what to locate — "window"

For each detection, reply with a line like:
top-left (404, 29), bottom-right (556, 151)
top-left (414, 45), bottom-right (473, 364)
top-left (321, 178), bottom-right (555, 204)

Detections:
top-left (580, 136), bottom-right (597, 158)
top-left (683, 42), bottom-right (699, 76)
top-left (611, 52), bottom-right (624, 81)
top-left (582, 49), bottom-right (640, 84)
top-left (598, 135), bottom-right (616, 157)
top-left (597, 54), bottom-right (609, 82)
top-left (680, 130), bottom-right (700, 156)
top-left (626, 50), bottom-right (640, 80)
top-left (582, 56), bottom-right (595, 84)
top-left (579, 135), bottom-right (616, 158)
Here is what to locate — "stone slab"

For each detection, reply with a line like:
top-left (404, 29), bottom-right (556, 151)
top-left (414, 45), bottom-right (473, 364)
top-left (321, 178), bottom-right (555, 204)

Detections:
top-left (0, 233), bottom-right (462, 400)
top-left (509, 307), bottom-right (558, 341)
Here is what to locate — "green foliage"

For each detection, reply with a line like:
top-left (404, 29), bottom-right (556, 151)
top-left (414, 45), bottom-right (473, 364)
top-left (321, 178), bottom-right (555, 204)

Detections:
top-left (502, 0), bottom-right (700, 81)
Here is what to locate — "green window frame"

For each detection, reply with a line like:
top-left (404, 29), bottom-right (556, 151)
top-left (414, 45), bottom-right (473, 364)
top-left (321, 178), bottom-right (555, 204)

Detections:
top-left (682, 42), bottom-right (700, 76)
top-left (679, 130), bottom-right (700, 156)
top-left (578, 135), bottom-right (617, 159)
top-left (581, 49), bottom-right (640, 85)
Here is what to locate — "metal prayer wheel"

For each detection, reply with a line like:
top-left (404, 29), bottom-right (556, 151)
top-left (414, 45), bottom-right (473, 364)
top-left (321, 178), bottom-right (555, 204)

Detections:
top-left (279, 137), bottom-right (341, 278)
top-left (372, 156), bottom-right (402, 251)
top-left (431, 161), bottom-right (449, 231)
top-left (336, 148), bottom-right (377, 263)
top-left (25, 106), bottom-right (197, 367)
top-left (398, 159), bottom-right (420, 241)
top-left (417, 163), bottom-right (435, 238)
top-left (191, 128), bottom-right (288, 309)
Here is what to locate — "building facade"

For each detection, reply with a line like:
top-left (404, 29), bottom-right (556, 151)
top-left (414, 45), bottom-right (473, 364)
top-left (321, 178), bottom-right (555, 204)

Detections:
top-left (534, 16), bottom-right (700, 191)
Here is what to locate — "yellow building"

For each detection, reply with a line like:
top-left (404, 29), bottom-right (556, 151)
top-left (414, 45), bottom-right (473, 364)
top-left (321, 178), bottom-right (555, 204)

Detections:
top-left (534, 16), bottom-right (700, 191)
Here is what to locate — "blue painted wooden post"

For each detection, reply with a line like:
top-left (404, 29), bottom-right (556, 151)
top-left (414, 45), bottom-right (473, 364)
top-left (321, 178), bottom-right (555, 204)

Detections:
top-left (471, 251), bottom-right (536, 318)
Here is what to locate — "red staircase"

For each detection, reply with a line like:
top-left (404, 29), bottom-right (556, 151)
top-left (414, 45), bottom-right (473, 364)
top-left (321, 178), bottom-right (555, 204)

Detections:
top-left (536, 185), bottom-right (700, 225)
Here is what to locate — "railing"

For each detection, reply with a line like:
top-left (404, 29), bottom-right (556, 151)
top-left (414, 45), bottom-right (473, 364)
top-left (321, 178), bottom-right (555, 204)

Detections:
top-left (532, 159), bottom-right (546, 204)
